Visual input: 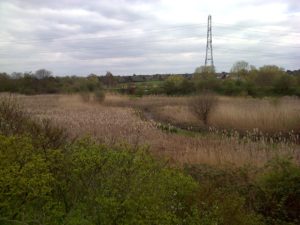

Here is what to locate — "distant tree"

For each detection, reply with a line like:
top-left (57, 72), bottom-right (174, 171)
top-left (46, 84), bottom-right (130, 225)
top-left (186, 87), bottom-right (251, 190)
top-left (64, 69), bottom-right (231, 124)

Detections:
top-left (273, 73), bottom-right (295, 95)
top-left (250, 65), bottom-right (257, 71)
top-left (194, 65), bottom-right (215, 75)
top-left (11, 72), bottom-right (23, 79)
top-left (103, 71), bottom-right (117, 87)
top-left (255, 65), bottom-right (285, 87)
top-left (163, 75), bottom-right (184, 95)
top-left (0, 73), bottom-right (12, 92)
top-left (231, 61), bottom-right (250, 73)
top-left (180, 78), bottom-right (195, 94)
top-left (259, 65), bottom-right (284, 74)
top-left (230, 61), bottom-right (250, 80)
top-left (35, 69), bottom-right (52, 79)
top-left (193, 66), bottom-right (219, 92)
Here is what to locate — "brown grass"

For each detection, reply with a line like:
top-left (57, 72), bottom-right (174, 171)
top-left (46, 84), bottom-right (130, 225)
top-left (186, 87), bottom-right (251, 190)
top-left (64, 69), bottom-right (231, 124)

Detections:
top-left (5, 93), bottom-right (299, 167)
top-left (114, 94), bottom-right (300, 135)
top-left (211, 96), bottom-right (300, 133)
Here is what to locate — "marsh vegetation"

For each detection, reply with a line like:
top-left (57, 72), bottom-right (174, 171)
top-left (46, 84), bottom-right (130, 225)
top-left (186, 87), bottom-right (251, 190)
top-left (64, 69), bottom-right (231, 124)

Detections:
top-left (0, 92), bottom-right (299, 225)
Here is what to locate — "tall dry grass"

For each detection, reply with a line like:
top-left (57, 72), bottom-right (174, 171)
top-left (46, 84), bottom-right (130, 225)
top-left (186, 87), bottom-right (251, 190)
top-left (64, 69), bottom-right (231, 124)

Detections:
top-left (211, 96), bottom-right (300, 134)
top-left (7, 93), bottom-right (298, 167)
top-left (114, 94), bottom-right (300, 136)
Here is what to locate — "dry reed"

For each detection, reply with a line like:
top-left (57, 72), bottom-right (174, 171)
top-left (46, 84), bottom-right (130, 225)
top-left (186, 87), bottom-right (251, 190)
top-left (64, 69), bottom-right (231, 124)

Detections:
top-left (6, 93), bottom-right (299, 167)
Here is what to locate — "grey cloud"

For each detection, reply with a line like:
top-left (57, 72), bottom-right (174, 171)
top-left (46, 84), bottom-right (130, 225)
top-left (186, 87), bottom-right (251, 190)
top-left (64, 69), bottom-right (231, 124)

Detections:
top-left (0, 0), bottom-right (299, 75)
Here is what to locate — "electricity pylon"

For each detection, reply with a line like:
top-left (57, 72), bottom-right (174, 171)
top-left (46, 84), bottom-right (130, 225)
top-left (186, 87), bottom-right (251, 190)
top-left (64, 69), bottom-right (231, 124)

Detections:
top-left (205, 15), bottom-right (214, 69)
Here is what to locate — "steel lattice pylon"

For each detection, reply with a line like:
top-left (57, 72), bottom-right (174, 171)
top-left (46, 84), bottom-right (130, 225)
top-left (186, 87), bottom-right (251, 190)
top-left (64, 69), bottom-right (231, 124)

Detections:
top-left (205, 15), bottom-right (214, 68)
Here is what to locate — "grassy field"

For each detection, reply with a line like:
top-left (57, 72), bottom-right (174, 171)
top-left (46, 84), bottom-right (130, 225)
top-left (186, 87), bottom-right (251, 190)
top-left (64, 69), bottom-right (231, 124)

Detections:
top-left (7, 93), bottom-right (299, 167)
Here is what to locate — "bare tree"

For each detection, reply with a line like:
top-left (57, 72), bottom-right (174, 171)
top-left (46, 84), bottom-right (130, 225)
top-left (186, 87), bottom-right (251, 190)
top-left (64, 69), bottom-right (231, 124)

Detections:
top-left (189, 92), bottom-right (218, 126)
top-left (194, 65), bottom-right (215, 74)
top-left (230, 61), bottom-right (250, 73)
top-left (103, 71), bottom-right (117, 87)
top-left (35, 69), bottom-right (52, 79)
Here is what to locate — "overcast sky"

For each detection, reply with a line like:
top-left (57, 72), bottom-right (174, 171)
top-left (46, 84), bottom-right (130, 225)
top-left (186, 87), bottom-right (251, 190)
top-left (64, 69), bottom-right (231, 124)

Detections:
top-left (0, 0), bottom-right (299, 75)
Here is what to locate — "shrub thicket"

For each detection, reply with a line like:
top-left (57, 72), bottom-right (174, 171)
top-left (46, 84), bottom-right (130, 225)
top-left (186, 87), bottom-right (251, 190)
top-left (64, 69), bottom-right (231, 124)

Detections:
top-left (185, 160), bottom-right (300, 225)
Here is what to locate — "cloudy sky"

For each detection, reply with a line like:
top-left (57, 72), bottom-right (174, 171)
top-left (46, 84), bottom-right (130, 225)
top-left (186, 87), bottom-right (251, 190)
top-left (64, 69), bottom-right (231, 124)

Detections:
top-left (0, 0), bottom-right (299, 75)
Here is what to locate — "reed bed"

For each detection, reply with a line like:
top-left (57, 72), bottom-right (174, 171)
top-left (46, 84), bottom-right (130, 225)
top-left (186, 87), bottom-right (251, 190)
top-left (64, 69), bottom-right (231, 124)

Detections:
top-left (111, 94), bottom-right (300, 136)
top-left (8, 93), bottom-right (299, 167)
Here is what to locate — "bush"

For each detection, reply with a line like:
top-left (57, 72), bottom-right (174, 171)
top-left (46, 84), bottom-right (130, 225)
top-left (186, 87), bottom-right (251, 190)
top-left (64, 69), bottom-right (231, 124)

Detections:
top-left (189, 92), bottom-right (218, 125)
top-left (0, 135), bottom-right (57, 224)
top-left (186, 158), bottom-right (300, 225)
top-left (185, 164), bottom-right (264, 225)
top-left (0, 135), bottom-right (201, 225)
top-left (255, 157), bottom-right (300, 224)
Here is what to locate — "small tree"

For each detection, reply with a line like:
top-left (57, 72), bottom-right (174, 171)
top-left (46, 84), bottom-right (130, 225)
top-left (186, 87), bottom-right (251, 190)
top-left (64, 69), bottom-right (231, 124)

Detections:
top-left (189, 92), bottom-right (218, 125)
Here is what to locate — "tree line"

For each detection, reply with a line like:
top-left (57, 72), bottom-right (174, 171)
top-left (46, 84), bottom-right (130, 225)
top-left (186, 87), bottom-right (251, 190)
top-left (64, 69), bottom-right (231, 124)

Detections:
top-left (161, 62), bottom-right (300, 97)
top-left (1, 63), bottom-right (300, 97)
top-left (0, 69), bottom-right (103, 95)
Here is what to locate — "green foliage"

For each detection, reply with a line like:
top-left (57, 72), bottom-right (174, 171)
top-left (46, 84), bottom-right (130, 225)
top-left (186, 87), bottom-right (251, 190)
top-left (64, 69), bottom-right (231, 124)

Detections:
top-left (185, 164), bottom-right (264, 225)
top-left (195, 65), bottom-right (215, 74)
top-left (2, 65), bottom-right (299, 97)
top-left (163, 76), bottom-right (195, 95)
top-left (0, 134), bottom-right (199, 225)
top-left (185, 158), bottom-right (300, 225)
top-left (194, 73), bottom-right (220, 93)
top-left (256, 157), bottom-right (300, 224)
top-left (0, 69), bottom-right (104, 95)
top-left (273, 75), bottom-right (296, 95)
top-left (63, 140), bottom-right (198, 225)
top-left (157, 63), bottom-right (300, 97)
top-left (0, 135), bottom-right (60, 224)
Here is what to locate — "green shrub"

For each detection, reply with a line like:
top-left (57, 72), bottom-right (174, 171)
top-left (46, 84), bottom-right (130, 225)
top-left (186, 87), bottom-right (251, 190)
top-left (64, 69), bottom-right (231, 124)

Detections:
top-left (255, 157), bottom-right (300, 224)
top-left (0, 133), bottom-right (200, 224)
top-left (185, 164), bottom-right (264, 225)
top-left (63, 140), bottom-right (198, 225)
top-left (186, 158), bottom-right (300, 225)
top-left (0, 96), bottom-right (35, 136)
top-left (0, 135), bottom-right (60, 224)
